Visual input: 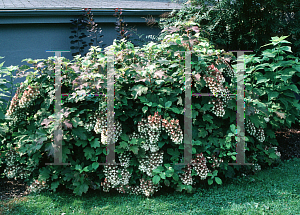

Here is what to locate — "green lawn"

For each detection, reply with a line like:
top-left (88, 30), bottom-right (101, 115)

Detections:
top-left (1, 157), bottom-right (300, 215)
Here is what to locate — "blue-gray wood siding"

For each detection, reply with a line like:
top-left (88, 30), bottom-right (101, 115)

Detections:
top-left (0, 9), bottom-right (170, 103)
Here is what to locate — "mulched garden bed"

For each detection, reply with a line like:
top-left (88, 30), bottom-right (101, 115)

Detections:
top-left (1, 124), bottom-right (299, 201)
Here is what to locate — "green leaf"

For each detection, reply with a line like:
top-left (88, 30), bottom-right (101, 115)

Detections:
top-left (160, 172), bottom-right (166, 179)
top-left (198, 128), bottom-right (208, 138)
top-left (269, 152), bottom-right (279, 159)
top-left (120, 133), bottom-right (129, 141)
top-left (176, 39), bottom-right (182, 45)
top-left (74, 183), bottom-right (89, 196)
top-left (72, 127), bottom-right (87, 140)
top-left (130, 145), bottom-right (139, 154)
top-left (75, 140), bottom-right (88, 148)
top-left (83, 147), bottom-right (95, 160)
top-left (164, 179), bottom-right (170, 186)
top-left (139, 96), bottom-right (148, 103)
top-left (279, 46), bottom-right (292, 53)
top-left (208, 179), bottom-right (213, 185)
top-left (165, 169), bottom-right (174, 177)
top-left (230, 124), bottom-right (236, 134)
top-left (131, 85), bottom-right (148, 99)
top-left (203, 114), bottom-right (213, 123)
top-left (192, 147), bottom-right (196, 154)
top-left (268, 92), bottom-right (279, 101)
top-left (82, 166), bottom-right (89, 172)
top-left (173, 173), bottom-right (179, 181)
top-left (152, 175), bottom-right (161, 184)
top-left (215, 177), bottom-right (222, 184)
top-left (256, 76), bottom-right (270, 85)
top-left (51, 181), bottom-right (60, 192)
top-left (142, 106), bottom-right (148, 113)
top-left (165, 101), bottom-right (172, 108)
top-left (92, 162), bottom-right (99, 170)
top-left (167, 148), bottom-right (180, 157)
top-left (39, 167), bottom-right (50, 181)
top-left (193, 140), bottom-right (202, 145)
top-left (171, 107), bottom-right (181, 114)
top-left (90, 138), bottom-right (100, 148)
top-left (71, 117), bottom-right (82, 128)
top-left (75, 164), bottom-right (82, 171)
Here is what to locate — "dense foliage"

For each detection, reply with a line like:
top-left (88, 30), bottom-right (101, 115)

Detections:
top-left (165, 0), bottom-right (300, 56)
top-left (0, 16), bottom-right (299, 197)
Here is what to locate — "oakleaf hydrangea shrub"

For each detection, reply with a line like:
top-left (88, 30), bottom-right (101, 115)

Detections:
top-left (1, 19), bottom-right (299, 196)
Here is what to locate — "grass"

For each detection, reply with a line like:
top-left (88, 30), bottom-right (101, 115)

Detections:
top-left (1, 157), bottom-right (300, 214)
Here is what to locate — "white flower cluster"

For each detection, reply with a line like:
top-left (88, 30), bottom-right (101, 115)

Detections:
top-left (5, 93), bottom-right (20, 117)
top-left (4, 149), bottom-right (32, 180)
top-left (26, 179), bottom-right (49, 194)
top-left (203, 64), bottom-right (233, 117)
top-left (6, 83), bottom-right (26, 117)
top-left (215, 87), bottom-right (231, 105)
top-left (265, 146), bottom-right (281, 159)
top-left (246, 119), bottom-right (265, 142)
top-left (256, 127), bottom-right (265, 143)
top-left (119, 152), bottom-right (131, 168)
top-left (134, 112), bottom-right (183, 152)
top-left (252, 163), bottom-right (261, 172)
top-left (138, 151), bottom-right (164, 177)
top-left (246, 119), bottom-right (256, 136)
top-left (115, 179), bottom-right (162, 197)
top-left (94, 113), bottom-right (122, 145)
top-left (161, 118), bottom-right (183, 144)
top-left (101, 153), bottom-right (132, 192)
top-left (180, 163), bottom-right (193, 185)
top-left (191, 153), bottom-right (209, 180)
top-left (18, 85), bottom-right (40, 108)
top-left (139, 178), bottom-right (162, 197)
top-left (102, 165), bottom-right (131, 190)
top-left (218, 58), bottom-right (234, 78)
top-left (138, 112), bottom-right (162, 145)
top-left (207, 154), bottom-right (224, 169)
top-left (84, 110), bottom-right (104, 132)
top-left (208, 98), bottom-right (225, 117)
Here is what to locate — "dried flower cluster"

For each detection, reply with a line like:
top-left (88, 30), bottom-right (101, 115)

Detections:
top-left (245, 119), bottom-right (256, 136)
top-left (256, 127), bottom-right (265, 143)
top-left (101, 149), bottom-right (163, 197)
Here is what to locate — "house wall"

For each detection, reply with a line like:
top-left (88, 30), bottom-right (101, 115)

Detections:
top-left (0, 9), bottom-right (167, 103)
